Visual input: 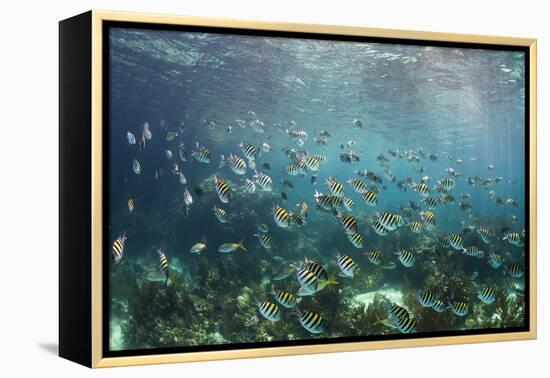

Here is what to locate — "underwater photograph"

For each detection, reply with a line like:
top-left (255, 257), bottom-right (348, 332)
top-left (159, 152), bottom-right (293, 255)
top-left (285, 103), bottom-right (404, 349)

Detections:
top-left (107, 25), bottom-right (527, 353)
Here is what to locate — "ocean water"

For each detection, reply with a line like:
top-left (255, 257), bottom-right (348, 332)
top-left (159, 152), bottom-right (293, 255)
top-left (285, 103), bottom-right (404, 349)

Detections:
top-left (108, 26), bottom-right (526, 352)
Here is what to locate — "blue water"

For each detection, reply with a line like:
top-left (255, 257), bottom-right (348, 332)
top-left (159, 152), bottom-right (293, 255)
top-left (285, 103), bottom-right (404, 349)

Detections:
top-left (108, 27), bottom-right (526, 351)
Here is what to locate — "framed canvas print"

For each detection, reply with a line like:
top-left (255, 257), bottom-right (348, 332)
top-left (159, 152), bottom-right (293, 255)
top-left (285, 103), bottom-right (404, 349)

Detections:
top-left (59, 10), bottom-right (537, 368)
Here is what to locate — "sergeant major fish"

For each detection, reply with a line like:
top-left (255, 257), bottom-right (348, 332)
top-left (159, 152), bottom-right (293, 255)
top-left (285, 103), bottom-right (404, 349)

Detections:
top-left (112, 234), bottom-right (127, 264)
top-left (214, 175), bottom-right (231, 203)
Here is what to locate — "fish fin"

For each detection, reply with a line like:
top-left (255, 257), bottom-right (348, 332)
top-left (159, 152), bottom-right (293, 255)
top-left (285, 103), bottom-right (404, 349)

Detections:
top-left (237, 239), bottom-right (247, 252)
top-left (297, 286), bottom-right (314, 297)
top-left (321, 276), bottom-right (339, 287)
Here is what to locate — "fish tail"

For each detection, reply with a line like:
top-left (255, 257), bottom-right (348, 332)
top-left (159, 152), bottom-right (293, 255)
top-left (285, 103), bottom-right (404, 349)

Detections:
top-left (238, 239), bottom-right (247, 252)
top-left (372, 315), bottom-right (387, 327)
top-left (323, 274), bottom-right (339, 286)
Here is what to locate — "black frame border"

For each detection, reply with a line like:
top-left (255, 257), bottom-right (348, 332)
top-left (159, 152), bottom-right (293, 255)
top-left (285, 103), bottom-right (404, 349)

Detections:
top-left (102, 20), bottom-right (531, 359)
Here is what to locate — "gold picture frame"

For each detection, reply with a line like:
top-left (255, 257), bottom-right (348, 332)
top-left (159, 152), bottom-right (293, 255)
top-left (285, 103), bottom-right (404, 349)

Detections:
top-left (59, 10), bottom-right (537, 368)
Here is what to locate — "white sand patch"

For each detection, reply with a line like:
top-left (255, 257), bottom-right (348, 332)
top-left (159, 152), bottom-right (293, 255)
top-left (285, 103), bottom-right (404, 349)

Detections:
top-left (352, 287), bottom-right (405, 313)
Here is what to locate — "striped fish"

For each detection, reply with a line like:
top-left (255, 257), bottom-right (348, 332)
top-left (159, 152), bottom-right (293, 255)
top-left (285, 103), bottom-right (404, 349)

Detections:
top-left (258, 301), bottom-right (281, 321)
top-left (213, 175), bottom-right (230, 203)
top-left (506, 281), bottom-right (521, 296)
top-left (347, 178), bottom-right (368, 193)
top-left (297, 309), bottom-right (326, 334)
top-left (395, 249), bottom-right (414, 267)
top-left (505, 263), bottom-right (524, 278)
top-left (289, 212), bottom-right (306, 226)
top-left (440, 194), bottom-right (455, 204)
top-left (367, 185), bottom-right (381, 194)
top-left (438, 177), bottom-right (455, 190)
top-left (248, 158), bottom-right (256, 170)
top-left (281, 179), bottom-right (294, 190)
top-left (343, 196), bottom-right (355, 212)
top-left (419, 248), bottom-right (439, 260)
top-left (449, 301), bottom-right (469, 316)
top-left (365, 250), bottom-right (382, 265)
top-left (143, 127), bottom-right (152, 140)
top-left (340, 151), bottom-right (360, 164)
top-left (313, 154), bottom-right (326, 164)
top-left (227, 153), bottom-right (247, 175)
top-left (377, 212), bottom-right (403, 231)
top-left (256, 223), bottom-right (269, 233)
top-left (297, 159), bottom-right (308, 174)
top-left (157, 248), bottom-right (169, 282)
top-left (326, 177), bottom-right (345, 196)
top-left (459, 201), bottom-right (472, 211)
top-left (396, 180), bottom-right (408, 192)
top-left (361, 191), bottom-right (378, 206)
top-left (448, 234), bottom-right (464, 250)
top-left (388, 304), bottom-right (410, 323)
top-left (254, 233), bottom-right (273, 249)
top-left (413, 182), bottom-right (430, 197)
top-left (313, 190), bottom-right (334, 210)
top-left (423, 196), bottom-right (439, 209)
top-left (294, 266), bottom-right (320, 295)
top-left (477, 228), bottom-right (492, 244)
top-left (297, 201), bottom-right (309, 218)
top-left (408, 220), bottom-right (423, 233)
top-left (272, 205), bottom-right (291, 228)
top-left (347, 232), bottom-right (364, 248)
top-left (254, 170), bottom-right (273, 191)
top-left (132, 159), bottom-right (141, 175)
top-left (488, 253), bottom-right (503, 269)
top-left (111, 234), bottom-right (127, 264)
top-left (401, 207), bottom-right (413, 218)
top-left (365, 171), bottom-right (381, 183)
top-left (337, 213), bottom-right (358, 234)
top-left (503, 232), bottom-right (524, 246)
top-left (304, 257), bottom-right (328, 281)
top-left (371, 220), bottom-right (388, 236)
top-left (285, 163), bottom-right (299, 176)
top-left (336, 254), bottom-right (357, 278)
top-left (244, 178), bottom-right (256, 193)
top-left (271, 289), bottom-right (297, 309)
top-left (329, 195), bottom-right (343, 208)
top-left (193, 146), bottom-right (211, 163)
top-left (420, 211), bottom-right (436, 228)
top-left (295, 266), bottom-right (337, 296)
top-left (393, 315), bottom-right (417, 334)
top-left (431, 299), bottom-right (446, 313)
top-left (127, 198), bottom-right (135, 213)
top-left (212, 206), bottom-right (229, 223)
top-left (416, 290), bottom-right (437, 307)
top-left (477, 287), bottom-right (497, 304)
top-left (286, 129), bottom-right (308, 139)
top-left (238, 142), bottom-right (257, 160)
top-left (250, 119), bottom-right (265, 133)
top-left (304, 155), bottom-right (320, 172)
top-left (462, 246), bottom-right (484, 258)
top-left (126, 131), bottom-right (136, 145)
